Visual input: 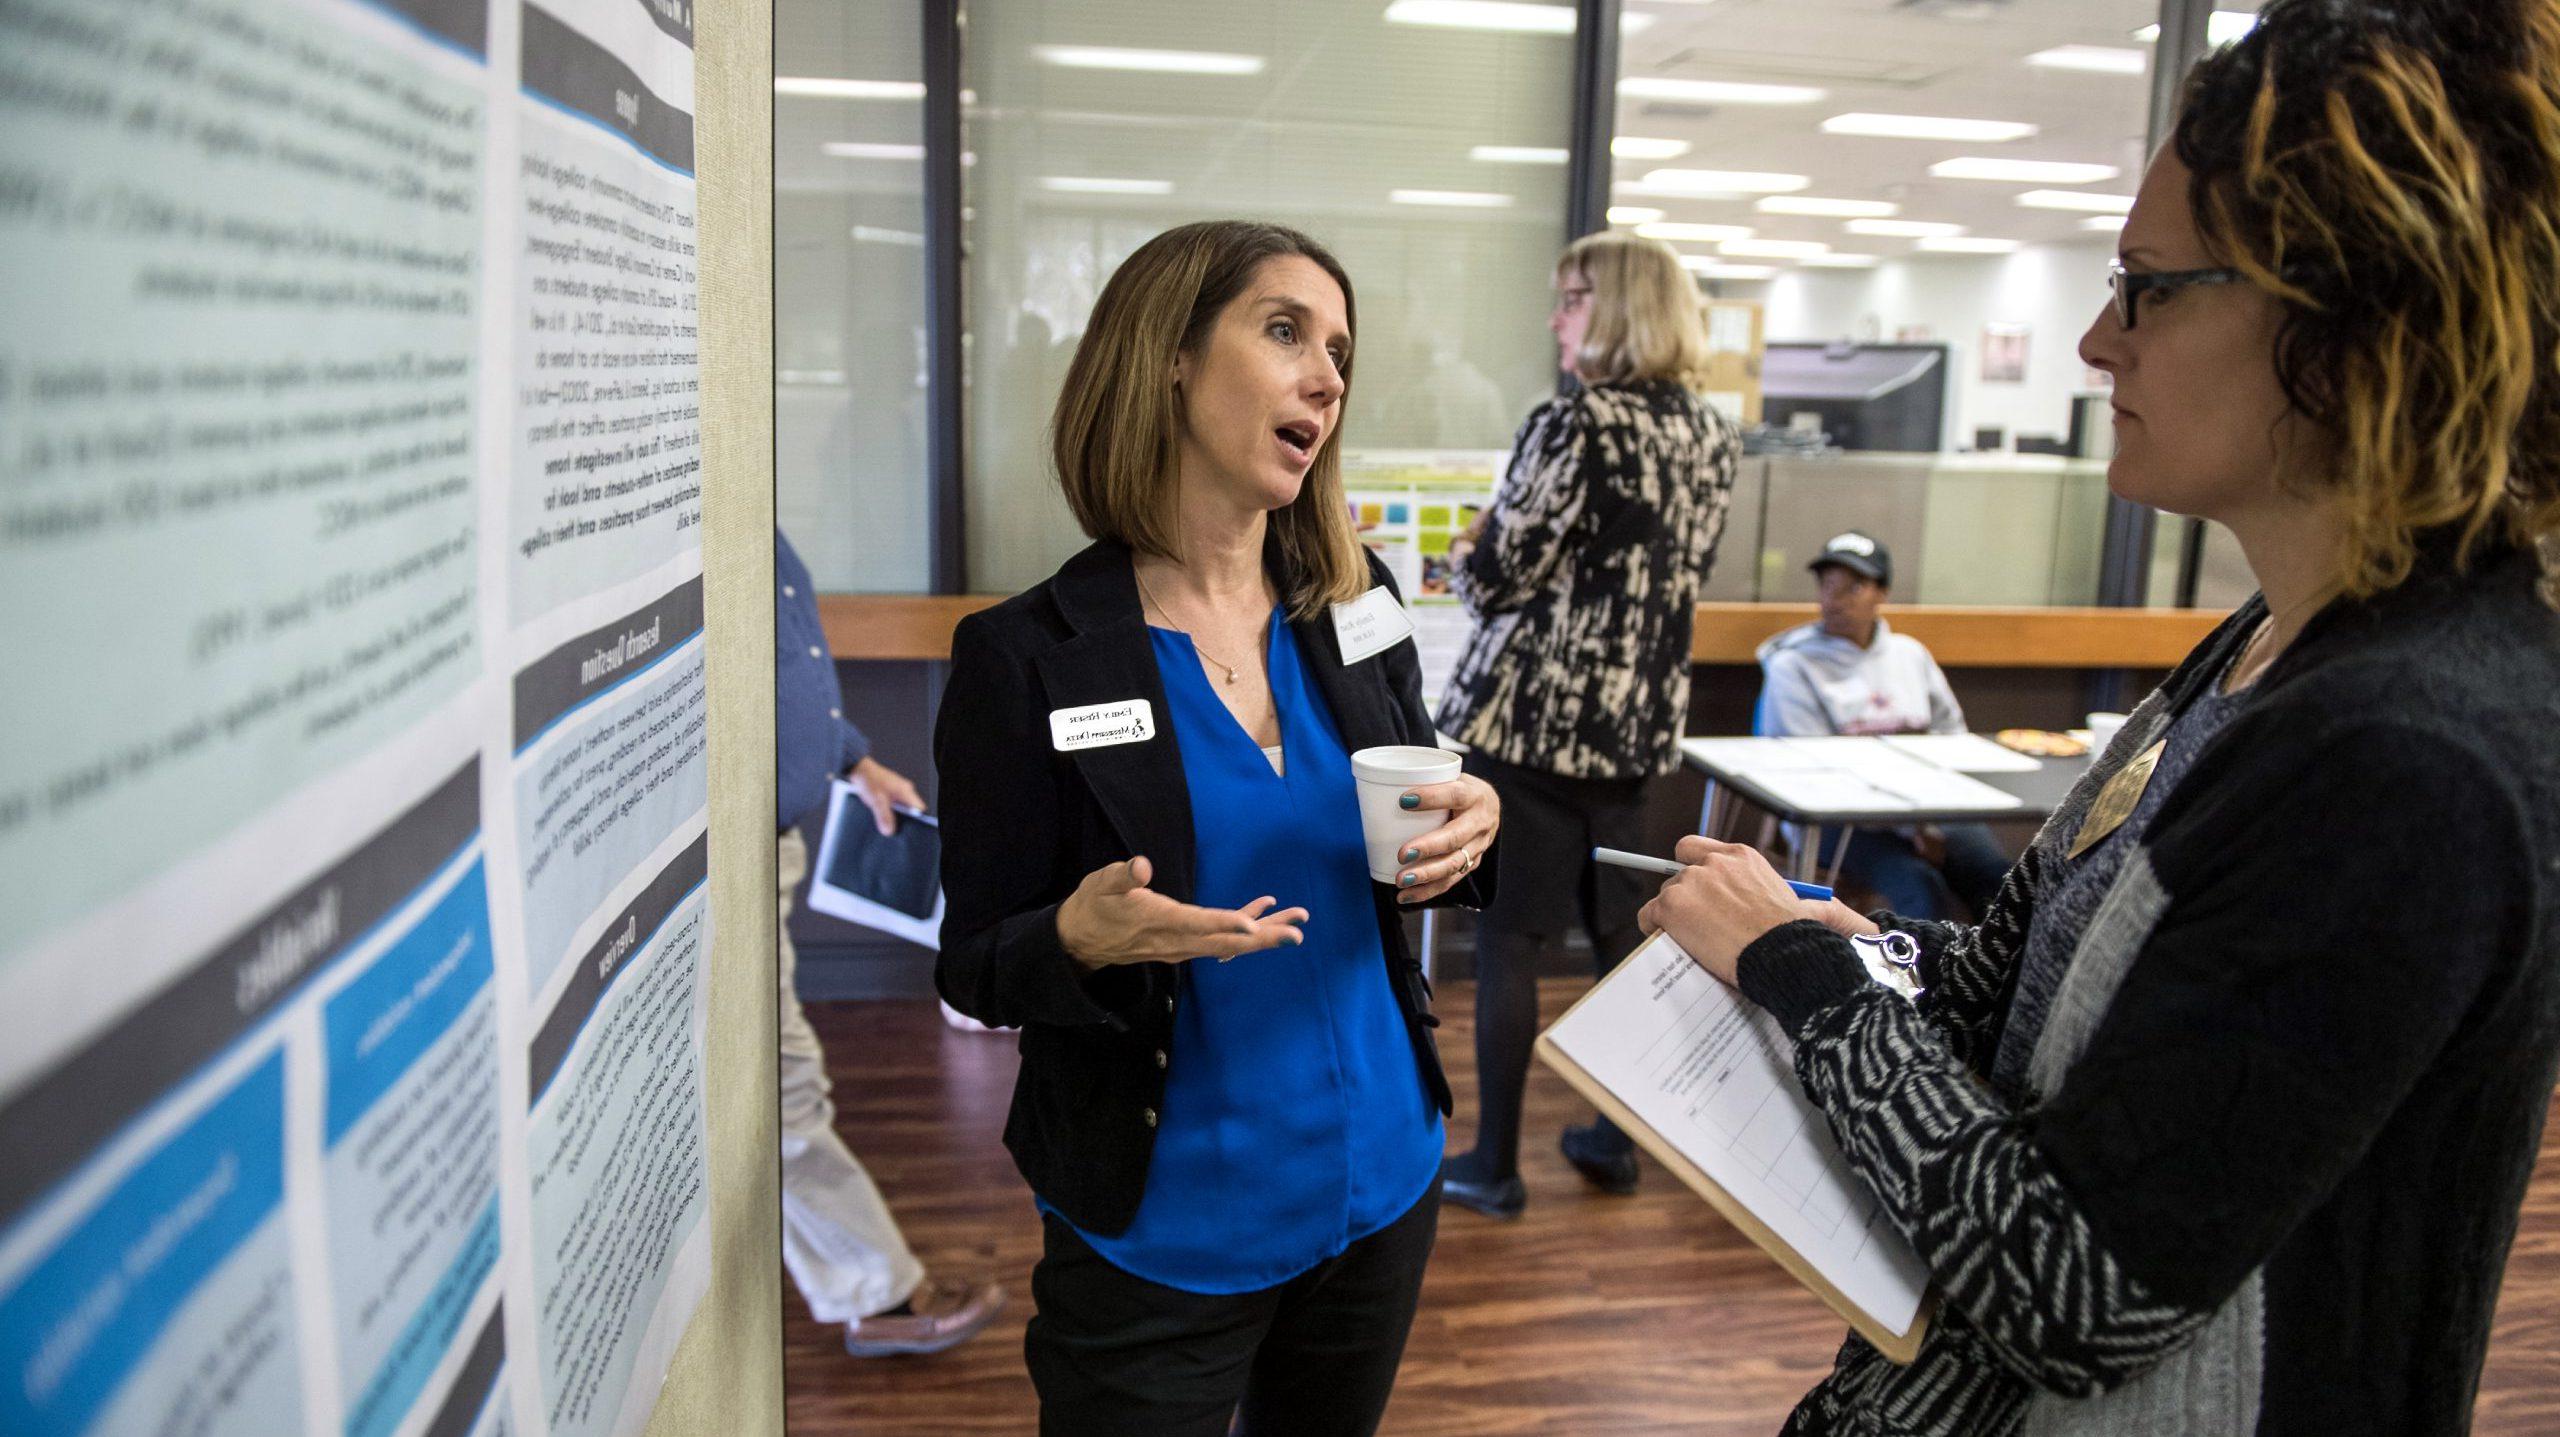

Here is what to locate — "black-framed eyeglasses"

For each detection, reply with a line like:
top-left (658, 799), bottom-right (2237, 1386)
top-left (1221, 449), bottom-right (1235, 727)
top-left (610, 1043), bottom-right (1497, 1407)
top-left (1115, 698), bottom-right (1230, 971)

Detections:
top-left (2107, 259), bottom-right (2249, 330)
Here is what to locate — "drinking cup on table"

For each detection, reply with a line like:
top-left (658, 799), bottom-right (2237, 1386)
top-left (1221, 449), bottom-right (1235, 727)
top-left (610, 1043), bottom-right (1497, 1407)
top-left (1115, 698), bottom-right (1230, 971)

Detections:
top-left (2086, 711), bottom-right (2129, 756)
top-left (1349, 745), bottom-right (1463, 883)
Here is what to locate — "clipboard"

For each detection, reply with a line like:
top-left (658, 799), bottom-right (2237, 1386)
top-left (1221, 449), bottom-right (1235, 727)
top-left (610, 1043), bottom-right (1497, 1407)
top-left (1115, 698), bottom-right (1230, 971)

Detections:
top-left (1535, 936), bottom-right (1935, 1364)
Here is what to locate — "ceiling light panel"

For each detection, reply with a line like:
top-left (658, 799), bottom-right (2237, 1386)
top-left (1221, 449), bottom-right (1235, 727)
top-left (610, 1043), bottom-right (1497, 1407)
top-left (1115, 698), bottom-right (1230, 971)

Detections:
top-left (2016, 189), bottom-right (2135, 213)
top-left (1636, 221), bottom-right (1754, 242)
top-left (1607, 206), bottom-right (1666, 224)
top-left (1470, 145), bottom-right (1569, 164)
top-left (1822, 113), bottom-right (2037, 142)
top-left (1918, 236), bottom-right (2022, 253)
top-left (1930, 157), bottom-right (2120, 184)
top-left (1720, 238), bottom-right (1829, 258)
top-left (1610, 136), bottom-right (1692, 160)
top-left (1390, 188), bottom-right (1516, 207)
top-left (2135, 12), bottom-right (2260, 46)
top-left (1384, 0), bottom-right (1575, 32)
top-left (2025, 44), bottom-right (2148, 75)
top-left (1636, 167), bottom-right (1810, 194)
top-left (1757, 196), bottom-right (1898, 218)
top-left (2081, 215), bottom-right (2129, 232)
top-left (1041, 175), bottom-right (1174, 194)
top-left (821, 142), bottom-right (925, 160)
top-left (1032, 45), bottom-right (1266, 74)
top-left (1617, 76), bottom-right (1827, 105)
top-left (1845, 218), bottom-right (1964, 237)
top-left (1680, 259), bottom-right (1778, 279)
top-left (1801, 254), bottom-right (1881, 268)
top-left (777, 77), bottom-right (926, 99)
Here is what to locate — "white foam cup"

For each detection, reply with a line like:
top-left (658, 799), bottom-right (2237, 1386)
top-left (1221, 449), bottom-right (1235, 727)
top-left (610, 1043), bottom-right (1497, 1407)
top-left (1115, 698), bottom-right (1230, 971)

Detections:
top-left (2086, 711), bottom-right (2128, 756)
top-left (1349, 745), bottom-right (1464, 883)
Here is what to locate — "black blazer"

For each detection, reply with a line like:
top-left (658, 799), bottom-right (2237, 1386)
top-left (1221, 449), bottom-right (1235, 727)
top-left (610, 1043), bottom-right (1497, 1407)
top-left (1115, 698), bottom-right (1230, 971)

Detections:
top-left (933, 539), bottom-right (1493, 1236)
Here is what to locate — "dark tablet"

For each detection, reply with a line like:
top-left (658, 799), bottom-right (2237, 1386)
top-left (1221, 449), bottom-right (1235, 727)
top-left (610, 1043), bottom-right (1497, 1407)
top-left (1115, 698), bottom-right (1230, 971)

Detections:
top-left (823, 807), bottom-right (942, 920)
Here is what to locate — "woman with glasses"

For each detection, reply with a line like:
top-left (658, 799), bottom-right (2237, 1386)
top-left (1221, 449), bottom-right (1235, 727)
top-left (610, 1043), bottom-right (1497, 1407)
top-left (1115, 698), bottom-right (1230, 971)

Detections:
top-left (1433, 231), bottom-right (1741, 1217)
top-left (1639, 2), bottom-right (2560, 1432)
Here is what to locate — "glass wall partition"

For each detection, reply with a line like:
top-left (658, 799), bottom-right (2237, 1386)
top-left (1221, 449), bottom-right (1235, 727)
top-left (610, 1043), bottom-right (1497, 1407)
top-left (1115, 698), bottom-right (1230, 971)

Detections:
top-left (775, 0), bottom-right (933, 592)
top-left (960, 0), bottom-right (1579, 591)
top-left (1612, 0), bottom-right (2183, 601)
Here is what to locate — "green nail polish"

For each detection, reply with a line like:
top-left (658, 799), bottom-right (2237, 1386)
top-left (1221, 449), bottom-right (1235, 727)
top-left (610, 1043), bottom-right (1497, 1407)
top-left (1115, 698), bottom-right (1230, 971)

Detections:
top-left (1399, 872), bottom-right (1417, 888)
top-left (1399, 793), bottom-right (1419, 810)
top-left (1401, 847), bottom-right (1419, 863)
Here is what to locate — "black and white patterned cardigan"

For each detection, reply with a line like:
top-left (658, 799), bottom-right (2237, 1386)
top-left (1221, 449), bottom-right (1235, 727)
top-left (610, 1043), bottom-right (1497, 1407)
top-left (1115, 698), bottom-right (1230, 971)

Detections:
top-left (1435, 378), bottom-right (1740, 780)
top-left (1736, 542), bottom-right (2560, 1437)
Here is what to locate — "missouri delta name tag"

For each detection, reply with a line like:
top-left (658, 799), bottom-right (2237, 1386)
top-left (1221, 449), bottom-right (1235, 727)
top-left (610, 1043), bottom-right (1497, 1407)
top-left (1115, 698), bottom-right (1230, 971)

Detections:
top-left (2068, 738), bottom-right (2165, 860)
top-left (1332, 585), bottom-right (1416, 666)
top-left (1050, 699), bottom-right (1156, 752)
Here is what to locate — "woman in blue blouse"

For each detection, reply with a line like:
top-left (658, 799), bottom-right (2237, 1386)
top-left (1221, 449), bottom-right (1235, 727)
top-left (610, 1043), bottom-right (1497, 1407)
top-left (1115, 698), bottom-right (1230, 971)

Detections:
top-left (933, 220), bottom-right (1501, 1435)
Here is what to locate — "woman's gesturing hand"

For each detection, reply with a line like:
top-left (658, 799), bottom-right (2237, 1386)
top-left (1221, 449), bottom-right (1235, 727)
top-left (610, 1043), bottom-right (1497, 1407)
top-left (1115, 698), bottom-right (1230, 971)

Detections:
top-left (1391, 774), bottom-right (1501, 906)
top-left (1055, 856), bottom-right (1310, 969)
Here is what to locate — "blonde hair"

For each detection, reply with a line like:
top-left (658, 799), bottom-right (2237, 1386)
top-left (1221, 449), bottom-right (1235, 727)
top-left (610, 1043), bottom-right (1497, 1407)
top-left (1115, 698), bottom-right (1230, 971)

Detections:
top-left (1557, 230), bottom-right (1715, 390)
top-left (2176, 0), bottom-right (2560, 600)
top-left (1050, 221), bottom-right (1371, 619)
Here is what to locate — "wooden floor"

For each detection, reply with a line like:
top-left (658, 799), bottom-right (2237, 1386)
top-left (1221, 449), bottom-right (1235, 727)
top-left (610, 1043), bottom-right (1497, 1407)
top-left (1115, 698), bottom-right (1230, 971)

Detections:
top-left (784, 981), bottom-right (2560, 1435)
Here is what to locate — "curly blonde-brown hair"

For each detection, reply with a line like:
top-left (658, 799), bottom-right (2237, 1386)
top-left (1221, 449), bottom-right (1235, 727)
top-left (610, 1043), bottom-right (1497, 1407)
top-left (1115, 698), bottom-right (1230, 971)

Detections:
top-left (2175, 0), bottom-right (2560, 600)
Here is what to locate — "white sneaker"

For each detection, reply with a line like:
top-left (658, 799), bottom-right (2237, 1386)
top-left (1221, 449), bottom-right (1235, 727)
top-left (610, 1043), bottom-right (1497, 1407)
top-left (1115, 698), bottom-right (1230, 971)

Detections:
top-left (939, 999), bottom-right (1009, 1033)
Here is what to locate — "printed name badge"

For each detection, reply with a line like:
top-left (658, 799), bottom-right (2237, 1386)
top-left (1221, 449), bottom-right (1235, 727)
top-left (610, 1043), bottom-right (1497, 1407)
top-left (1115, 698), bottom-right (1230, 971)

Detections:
top-left (1331, 586), bottom-right (1416, 666)
top-left (1050, 699), bottom-right (1156, 753)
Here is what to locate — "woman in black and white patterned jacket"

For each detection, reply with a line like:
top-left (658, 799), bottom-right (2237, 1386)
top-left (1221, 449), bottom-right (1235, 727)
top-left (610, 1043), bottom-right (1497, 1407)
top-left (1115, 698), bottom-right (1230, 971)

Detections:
top-left (1433, 231), bottom-right (1740, 1217)
top-left (1643, 3), bottom-right (2560, 1433)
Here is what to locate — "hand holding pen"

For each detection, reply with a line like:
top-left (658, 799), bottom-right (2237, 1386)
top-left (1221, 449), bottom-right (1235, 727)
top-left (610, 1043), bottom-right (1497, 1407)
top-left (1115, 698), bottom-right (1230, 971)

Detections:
top-left (1601, 839), bottom-right (1882, 986)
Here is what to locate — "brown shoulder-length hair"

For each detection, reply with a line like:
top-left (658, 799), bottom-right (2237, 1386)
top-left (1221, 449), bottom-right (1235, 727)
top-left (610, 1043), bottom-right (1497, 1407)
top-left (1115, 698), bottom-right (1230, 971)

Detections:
top-left (1051, 220), bottom-right (1372, 619)
top-left (1558, 230), bottom-right (1715, 390)
top-left (2175, 0), bottom-right (2560, 601)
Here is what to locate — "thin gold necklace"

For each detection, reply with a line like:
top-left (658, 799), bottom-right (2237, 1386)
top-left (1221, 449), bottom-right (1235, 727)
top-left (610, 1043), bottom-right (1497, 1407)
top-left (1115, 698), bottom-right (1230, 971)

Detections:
top-left (1135, 569), bottom-right (1257, 685)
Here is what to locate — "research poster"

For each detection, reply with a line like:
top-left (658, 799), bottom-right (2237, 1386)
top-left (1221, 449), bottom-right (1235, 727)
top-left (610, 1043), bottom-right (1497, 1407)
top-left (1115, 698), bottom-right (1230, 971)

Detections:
top-left (0, 3), bottom-right (710, 1436)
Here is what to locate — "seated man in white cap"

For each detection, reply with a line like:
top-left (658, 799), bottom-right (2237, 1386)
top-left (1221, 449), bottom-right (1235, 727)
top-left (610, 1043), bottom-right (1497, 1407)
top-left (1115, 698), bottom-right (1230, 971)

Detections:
top-left (1753, 531), bottom-right (2007, 920)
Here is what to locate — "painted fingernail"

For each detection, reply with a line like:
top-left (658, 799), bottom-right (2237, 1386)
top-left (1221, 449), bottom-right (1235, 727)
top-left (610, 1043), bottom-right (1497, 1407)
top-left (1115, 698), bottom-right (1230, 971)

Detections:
top-left (1399, 872), bottom-right (1418, 888)
top-left (1399, 793), bottom-right (1420, 810)
top-left (1401, 847), bottom-right (1419, 863)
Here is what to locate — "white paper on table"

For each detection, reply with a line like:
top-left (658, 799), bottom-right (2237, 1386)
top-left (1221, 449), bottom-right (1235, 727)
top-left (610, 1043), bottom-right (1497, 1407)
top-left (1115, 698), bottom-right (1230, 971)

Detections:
top-left (1683, 737), bottom-right (1832, 774)
top-left (1881, 733), bottom-right (2042, 774)
top-left (1543, 934), bottom-right (1930, 1337)
top-left (806, 779), bottom-right (945, 949)
top-left (1772, 741), bottom-right (2024, 813)
top-left (1861, 763), bottom-right (2025, 813)
top-left (1746, 769), bottom-right (1916, 814)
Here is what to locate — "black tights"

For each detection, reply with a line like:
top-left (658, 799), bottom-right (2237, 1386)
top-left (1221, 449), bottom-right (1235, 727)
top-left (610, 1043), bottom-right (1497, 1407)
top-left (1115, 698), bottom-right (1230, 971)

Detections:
top-left (1443, 920), bottom-right (1642, 1182)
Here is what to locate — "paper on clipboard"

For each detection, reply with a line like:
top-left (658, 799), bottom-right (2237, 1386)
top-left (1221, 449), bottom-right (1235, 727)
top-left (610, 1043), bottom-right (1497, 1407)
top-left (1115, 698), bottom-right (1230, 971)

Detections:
top-left (806, 778), bottom-right (945, 948)
top-left (1537, 934), bottom-right (1932, 1360)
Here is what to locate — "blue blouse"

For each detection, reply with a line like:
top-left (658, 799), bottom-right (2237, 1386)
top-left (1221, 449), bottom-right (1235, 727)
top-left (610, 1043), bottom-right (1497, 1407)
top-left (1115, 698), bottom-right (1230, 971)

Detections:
top-left (1046, 609), bottom-right (1444, 1293)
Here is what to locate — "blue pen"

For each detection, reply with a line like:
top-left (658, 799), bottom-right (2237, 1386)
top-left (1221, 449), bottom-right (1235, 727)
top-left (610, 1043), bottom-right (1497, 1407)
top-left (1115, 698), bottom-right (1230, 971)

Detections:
top-left (1590, 846), bottom-right (1833, 902)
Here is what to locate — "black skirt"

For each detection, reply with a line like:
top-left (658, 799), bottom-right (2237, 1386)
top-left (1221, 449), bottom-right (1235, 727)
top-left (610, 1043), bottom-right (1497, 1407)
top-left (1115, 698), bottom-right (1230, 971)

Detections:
top-left (1462, 749), bottom-right (1656, 942)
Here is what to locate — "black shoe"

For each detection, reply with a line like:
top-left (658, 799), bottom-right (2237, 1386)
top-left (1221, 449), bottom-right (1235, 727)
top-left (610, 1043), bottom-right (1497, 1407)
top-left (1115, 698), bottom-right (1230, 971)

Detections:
top-left (1438, 1160), bottom-right (1526, 1219)
top-left (1560, 1122), bottom-right (1639, 1195)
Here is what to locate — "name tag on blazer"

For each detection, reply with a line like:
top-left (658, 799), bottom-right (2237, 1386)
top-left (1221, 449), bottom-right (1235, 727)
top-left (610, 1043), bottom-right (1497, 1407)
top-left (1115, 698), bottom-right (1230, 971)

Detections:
top-left (1332, 586), bottom-right (1416, 666)
top-left (1050, 699), bottom-right (1156, 752)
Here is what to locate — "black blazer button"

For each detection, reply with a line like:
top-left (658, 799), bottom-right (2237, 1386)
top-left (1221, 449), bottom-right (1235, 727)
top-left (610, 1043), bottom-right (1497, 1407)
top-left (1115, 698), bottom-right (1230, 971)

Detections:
top-left (1142, 1107), bottom-right (1158, 1128)
top-left (1154, 1049), bottom-right (1168, 1069)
